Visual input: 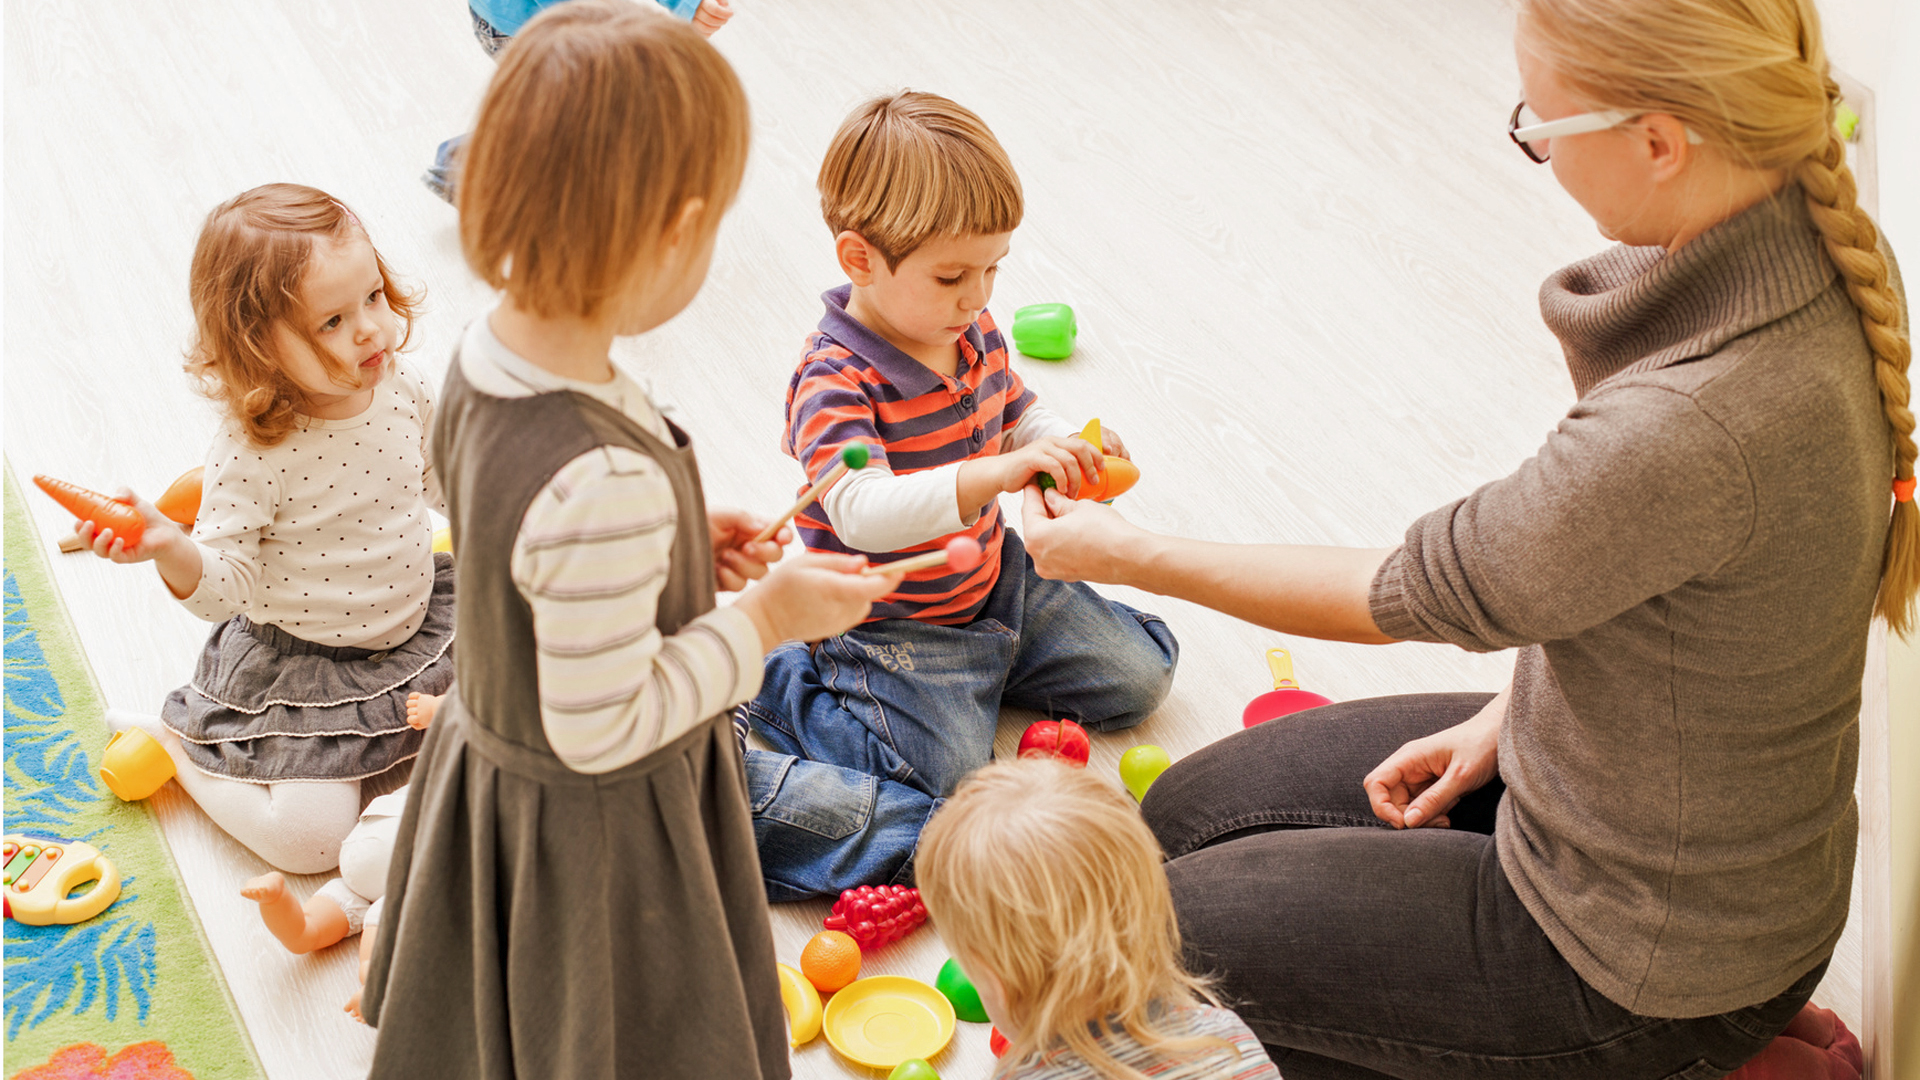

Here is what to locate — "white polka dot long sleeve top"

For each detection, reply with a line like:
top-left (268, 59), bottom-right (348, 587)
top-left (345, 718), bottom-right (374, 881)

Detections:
top-left (180, 360), bottom-right (445, 651)
top-left (460, 315), bottom-right (763, 775)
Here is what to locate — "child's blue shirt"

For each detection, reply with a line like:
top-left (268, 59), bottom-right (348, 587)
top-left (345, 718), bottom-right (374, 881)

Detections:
top-left (470, 0), bottom-right (701, 38)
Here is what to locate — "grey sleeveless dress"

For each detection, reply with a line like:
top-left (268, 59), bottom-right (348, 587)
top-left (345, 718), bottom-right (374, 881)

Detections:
top-left (362, 356), bottom-right (789, 1080)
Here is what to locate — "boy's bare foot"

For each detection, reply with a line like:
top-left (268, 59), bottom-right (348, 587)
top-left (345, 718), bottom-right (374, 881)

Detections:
top-left (406, 692), bottom-right (443, 730)
top-left (344, 988), bottom-right (365, 1024)
top-left (242, 872), bottom-right (350, 955)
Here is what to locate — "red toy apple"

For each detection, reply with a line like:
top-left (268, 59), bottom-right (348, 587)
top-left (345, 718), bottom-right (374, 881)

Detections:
top-left (1017, 719), bottom-right (1091, 767)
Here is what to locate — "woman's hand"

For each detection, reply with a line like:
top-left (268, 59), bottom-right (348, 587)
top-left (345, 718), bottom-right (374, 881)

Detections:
top-left (1019, 486), bottom-right (1147, 584)
top-left (1363, 688), bottom-right (1508, 829)
top-left (708, 507), bottom-right (788, 593)
top-left (732, 552), bottom-right (902, 652)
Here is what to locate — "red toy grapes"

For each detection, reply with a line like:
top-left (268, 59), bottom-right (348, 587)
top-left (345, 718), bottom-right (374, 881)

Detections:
top-left (822, 884), bottom-right (928, 950)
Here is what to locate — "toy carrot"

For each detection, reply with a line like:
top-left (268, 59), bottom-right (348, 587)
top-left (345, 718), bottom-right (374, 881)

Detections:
top-left (34, 475), bottom-right (146, 547)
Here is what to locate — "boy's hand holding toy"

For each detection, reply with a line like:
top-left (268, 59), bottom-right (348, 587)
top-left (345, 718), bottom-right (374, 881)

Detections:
top-left (960, 431), bottom-right (1120, 506)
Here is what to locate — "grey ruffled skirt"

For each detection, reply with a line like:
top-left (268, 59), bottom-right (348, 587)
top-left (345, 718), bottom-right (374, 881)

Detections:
top-left (161, 553), bottom-right (455, 783)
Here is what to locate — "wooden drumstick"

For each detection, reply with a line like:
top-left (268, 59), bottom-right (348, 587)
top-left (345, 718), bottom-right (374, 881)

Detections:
top-left (753, 443), bottom-right (871, 545)
top-left (862, 537), bottom-right (985, 576)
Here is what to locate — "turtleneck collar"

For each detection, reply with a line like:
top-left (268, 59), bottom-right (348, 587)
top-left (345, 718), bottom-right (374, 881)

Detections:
top-left (1539, 184), bottom-right (1837, 396)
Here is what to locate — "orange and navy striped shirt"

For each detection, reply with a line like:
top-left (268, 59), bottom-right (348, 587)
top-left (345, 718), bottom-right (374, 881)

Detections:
top-left (783, 285), bottom-right (1038, 624)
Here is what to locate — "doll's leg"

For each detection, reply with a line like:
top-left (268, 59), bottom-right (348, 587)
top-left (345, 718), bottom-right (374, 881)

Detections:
top-left (344, 899), bottom-right (382, 1023)
top-left (405, 692), bottom-right (443, 730)
top-left (240, 872), bottom-right (355, 954)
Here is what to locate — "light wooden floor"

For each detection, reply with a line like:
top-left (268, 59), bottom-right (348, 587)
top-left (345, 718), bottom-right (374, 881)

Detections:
top-left (2, 1), bottom-right (1863, 1077)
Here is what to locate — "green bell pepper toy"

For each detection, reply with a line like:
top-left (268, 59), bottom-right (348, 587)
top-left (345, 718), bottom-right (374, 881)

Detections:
top-left (1011, 302), bottom-right (1076, 360)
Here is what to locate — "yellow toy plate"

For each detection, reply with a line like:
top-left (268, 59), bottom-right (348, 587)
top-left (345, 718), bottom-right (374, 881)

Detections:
top-left (821, 975), bottom-right (956, 1069)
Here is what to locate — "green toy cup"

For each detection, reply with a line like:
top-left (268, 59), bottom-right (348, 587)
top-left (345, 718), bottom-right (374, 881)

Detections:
top-left (1011, 303), bottom-right (1076, 360)
top-left (99, 728), bottom-right (177, 801)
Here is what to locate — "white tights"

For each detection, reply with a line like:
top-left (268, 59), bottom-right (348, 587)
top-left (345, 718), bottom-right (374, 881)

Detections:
top-left (109, 710), bottom-right (361, 874)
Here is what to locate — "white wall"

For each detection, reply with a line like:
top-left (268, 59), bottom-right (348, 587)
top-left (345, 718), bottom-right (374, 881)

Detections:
top-left (1823, 0), bottom-right (1920, 1076)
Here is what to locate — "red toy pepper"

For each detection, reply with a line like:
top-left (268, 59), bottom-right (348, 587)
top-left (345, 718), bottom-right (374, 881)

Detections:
top-left (823, 884), bottom-right (928, 950)
top-left (1017, 719), bottom-right (1091, 767)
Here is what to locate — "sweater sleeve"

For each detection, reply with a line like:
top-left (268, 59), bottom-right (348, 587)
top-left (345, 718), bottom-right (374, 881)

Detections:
top-left (1003, 403), bottom-right (1077, 450)
top-left (1369, 383), bottom-right (1755, 651)
top-left (177, 440), bottom-right (279, 622)
top-left (512, 446), bottom-right (763, 774)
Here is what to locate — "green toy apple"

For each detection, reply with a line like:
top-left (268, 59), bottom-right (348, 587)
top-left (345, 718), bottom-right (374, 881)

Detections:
top-left (888, 1058), bottom-right (940, 1080)
top-left (1119, 744), bottom-right (1172, 801)
top-left (935, 956), bottom-right (991, 1023)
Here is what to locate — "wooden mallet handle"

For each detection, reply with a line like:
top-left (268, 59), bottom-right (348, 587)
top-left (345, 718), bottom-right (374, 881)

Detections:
top-left (752, 443), bottom-right (871, 545)
top-left (862, 537), bottom-right (985, 576)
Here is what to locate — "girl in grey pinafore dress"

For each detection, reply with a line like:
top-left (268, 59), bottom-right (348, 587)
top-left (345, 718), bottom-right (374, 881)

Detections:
top-left (361, 360), bottom-right (788, 1080)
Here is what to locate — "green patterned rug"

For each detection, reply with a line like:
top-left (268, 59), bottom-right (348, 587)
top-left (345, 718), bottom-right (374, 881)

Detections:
top-left (4, 464), bottom-right (262, 1080)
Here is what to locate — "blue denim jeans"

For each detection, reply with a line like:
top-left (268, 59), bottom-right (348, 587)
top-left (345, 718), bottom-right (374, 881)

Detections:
top-left (744, 749), bottom-right (942, 902)
top-left (1142, 695), bottom-right (1824, 1079)
top-left (421, 9), bottom-right (513, 202)
top-left (741, 528), bottom-right (1179, 799)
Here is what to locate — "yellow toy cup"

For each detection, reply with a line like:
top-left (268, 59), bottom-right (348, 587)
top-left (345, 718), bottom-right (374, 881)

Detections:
top-left (99, 729), bottom-right (176, 801)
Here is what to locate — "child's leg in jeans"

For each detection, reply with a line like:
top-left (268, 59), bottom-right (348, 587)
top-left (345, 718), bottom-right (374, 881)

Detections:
top-left (107, 711), bottom-right (360, 873)
top-left (998, 529), bottom-right (1179, 730)
top-left (744, 748), bottom-right (941, 901)
top-left (741, 622), bottom-right (1008, 798)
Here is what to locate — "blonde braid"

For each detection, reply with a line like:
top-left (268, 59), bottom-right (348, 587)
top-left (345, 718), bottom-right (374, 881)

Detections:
top-left (1795, 121), bottom-right (1919, 635)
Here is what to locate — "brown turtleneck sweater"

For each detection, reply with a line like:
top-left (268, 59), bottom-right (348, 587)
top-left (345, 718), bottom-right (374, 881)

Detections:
top-left (1369, 186), bottom-right (1901, 1018)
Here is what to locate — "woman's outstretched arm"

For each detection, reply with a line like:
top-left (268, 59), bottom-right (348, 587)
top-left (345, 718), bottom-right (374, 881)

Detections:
top-left (1019, 487), bottom-right (1396, 644)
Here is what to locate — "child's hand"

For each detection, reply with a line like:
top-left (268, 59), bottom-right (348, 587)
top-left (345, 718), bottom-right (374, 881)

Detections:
top-left (75, 488), bottom-right (203, 599)
top-left (76, 488), bottom-right (182, 564)
top-left (734, 552), bottom-right (901, 651)
top-left (1097, 426), bottom-right (1129, 461)
top-left (690, 0), bottom-right (733, 37)
top-left (1000, 435), bottom-right (1105, 498)
top-left (709, 506), bottom-right (788, 592)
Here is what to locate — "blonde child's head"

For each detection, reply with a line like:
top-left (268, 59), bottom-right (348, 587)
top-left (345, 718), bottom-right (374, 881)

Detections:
top-left (187, 183), bottom-right (419, 447)
top-left (459, 0), bottom-right (749, 325)
top-left (818, 90), bottom-right (1023, 272)
top-left (1516, 0), bottom-right (1916, 634)
top-left (917, 758), bottom-right (1228, 1080)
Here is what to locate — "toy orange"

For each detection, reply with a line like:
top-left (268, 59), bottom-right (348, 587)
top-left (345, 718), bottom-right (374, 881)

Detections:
top-left (801, 930), bottom-right (862, 993)
top-left (153, 467), bottom-right (204, 528)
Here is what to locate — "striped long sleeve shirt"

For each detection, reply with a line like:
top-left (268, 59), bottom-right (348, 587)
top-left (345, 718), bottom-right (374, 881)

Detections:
top-left (993, 1005), bottom-right (1281, 1080)
top-left (783, 285), bottom-right (1073, 624)
top-left (461, 315), bottom-right (763, 774)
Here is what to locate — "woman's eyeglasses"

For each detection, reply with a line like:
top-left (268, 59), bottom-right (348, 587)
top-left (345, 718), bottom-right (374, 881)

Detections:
top-left (1508, 101), bottom-right (1702, 163)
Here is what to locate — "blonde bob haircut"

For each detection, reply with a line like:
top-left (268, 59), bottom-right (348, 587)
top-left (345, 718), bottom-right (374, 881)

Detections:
top-left (1519, 0), bottom-right (1917, 636)
top-left (187, 183), bottom-right (420, 448)
top-left (917, 759), bottom-right (1232, 1080)
top-left (818, 90), bottom-right (1023, 270)
top-left (459, 0), bottom-right (749, 320)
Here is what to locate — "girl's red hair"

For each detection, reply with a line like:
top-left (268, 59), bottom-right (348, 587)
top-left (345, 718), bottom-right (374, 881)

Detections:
top-left (186, 184), bottom-right (420, 446)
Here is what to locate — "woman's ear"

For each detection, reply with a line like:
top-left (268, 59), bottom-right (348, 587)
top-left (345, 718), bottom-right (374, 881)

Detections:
top-left (1638, 113), bottom-right (1694, 183)
top-left (835, 230), bottom-right (881, 286)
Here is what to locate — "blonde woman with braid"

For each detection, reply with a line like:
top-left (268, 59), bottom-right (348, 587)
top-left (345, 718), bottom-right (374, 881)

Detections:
top-left (1019, 0), bottom-right (1912, 1076)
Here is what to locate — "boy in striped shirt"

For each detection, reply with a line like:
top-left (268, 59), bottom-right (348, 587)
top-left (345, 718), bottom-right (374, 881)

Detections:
top-left (738, 91), bottom-right (1179, 807)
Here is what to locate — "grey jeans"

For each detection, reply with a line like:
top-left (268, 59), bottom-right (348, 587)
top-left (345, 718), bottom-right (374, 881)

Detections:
top-left (1140, 693), bottom-right (1823, 1080)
